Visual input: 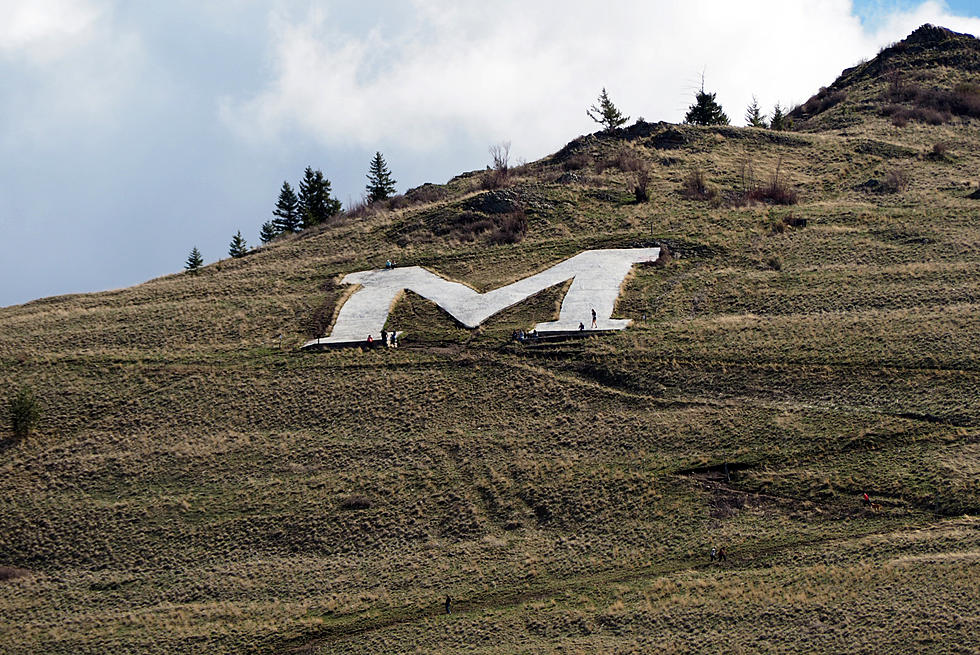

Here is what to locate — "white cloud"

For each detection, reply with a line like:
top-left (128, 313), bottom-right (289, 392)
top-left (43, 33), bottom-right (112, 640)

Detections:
top-left (0, 1), bottom-right (148, 148)
top-left (0, 0), bottom-right (101, 62)
top-left (221, 0), bottom-right (980, 163)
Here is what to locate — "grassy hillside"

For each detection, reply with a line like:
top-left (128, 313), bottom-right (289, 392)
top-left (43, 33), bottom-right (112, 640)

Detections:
top-left (1, 25), bottom-right (979, 654)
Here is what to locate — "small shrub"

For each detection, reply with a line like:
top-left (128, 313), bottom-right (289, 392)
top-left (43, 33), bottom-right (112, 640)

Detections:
top-left (742, 159), bottom-right (798, 206)
top-left (8, 386), bottom-right (40, 441)
top-left (633, 168), bottom-right (650, 203)
top-left (345, 196), bottom-right (376, 219)
top-left (929, 142), bottom-right (948, 160)
top-left (883, 168), bottom-right (911, 193)
top-left (562, 153), bottom-right (591, 171)
top-left (611, 148), bottom-right (644, 172)
top-left (765, 254), bottom-right (783, 270)
top-left (680, 167), bottom-right (715, 201)
top-left (483, 142), bottom-right (512, 189)
top-left (794, 87), bottom-right (847, 118)
top-left (339, 495), bottom-right (373, 511)
top-left (488, 209), bottom-right (528, 245)
top-left (880, 76), bottom-right (980, 124)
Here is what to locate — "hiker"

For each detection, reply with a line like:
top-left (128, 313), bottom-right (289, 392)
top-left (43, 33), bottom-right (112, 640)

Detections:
top-left (366, 334), bottom-right (373, 345)
top-left (390, 331), bottom-right (398, 348)
top-left (385, 259), bottom-right (392, 269)
top-left (445, 595), bottom-right (452, 614)
top-left (717, 546), bottom-right (727, 562)
top-left (579, 322), bottom-right (585, 331)
top-left (591, 307), bottom-right (597, 328)
top-left (863, 492), bottom-right (871, 506)
top-left (710, 547), bottom-right (717, 562)
top-left (381, 329), bottom-right (388, 347)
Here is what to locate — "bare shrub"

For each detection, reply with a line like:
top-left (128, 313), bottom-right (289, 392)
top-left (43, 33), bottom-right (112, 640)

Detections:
top-left (681, 167), bottom-right (715, 201)
top-left (765, 254), bottom-right (783, 270)
top-left (389, 183), bottom-right (448, 210)
top-left (633, 167), bottom-right (650, 203)
top-left (794, 87), bottom-right (848, 118)
top-left (345, 196), bottom-right (376, 220)
top-left (929, 142), bottom-right (948, 160)
top-left (482, 142), bottom-right (512, 190)
top-left (883, 168), bottom-right (911, 193)
top-left (612, 148), bottom-right (644, 172)
top-left (488, 209), bottom-right (528, 245)
top-left (490, 142), bottom-right (510, 172)
top-left (746, 158), bottom-right (798, 205)
top-left (562, 152), bottom-right (592, 171)
top-left (880, 76), bottom-right (980, 124)
top-left (441, 208), bottom-right (527, 245)
top-left (339, 495), bottom-right (372, 511)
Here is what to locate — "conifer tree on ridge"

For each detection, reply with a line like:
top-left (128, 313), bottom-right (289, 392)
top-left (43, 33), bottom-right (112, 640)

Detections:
top-left (259, 221), bottom-right (279, 244)
top-left (365, 152), bottom-right (397, 202)
top-left (228, 231), bottom-right (248, 258)
top-left (297, 167), bottom-right (342, 228)
top-left (185, 246), bottom-right (203, 273)
top-left (685, 76), bottom-right (730, 126)
top-left (272, 181), bottom-right (301, 233)
top-left (587, 88), bottom-right (629, 130)
top-left (745, 95), bottom-right (767, 127)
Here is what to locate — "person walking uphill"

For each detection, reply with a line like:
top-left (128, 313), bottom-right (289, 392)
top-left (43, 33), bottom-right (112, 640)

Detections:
top-left (445, 595), bottom-right (452, 615)
top-left (591, 307), bottom-right (597, 328)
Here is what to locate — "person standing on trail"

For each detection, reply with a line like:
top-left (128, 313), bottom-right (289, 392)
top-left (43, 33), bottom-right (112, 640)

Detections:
top-left (710, 547), bottom-right (717, 562)
top-left (381, 329), bottom-right (388, 347)
top-left (591, 307), bottom-right (598, 328)
top-left (445, 595), bottom-right (452, 614)
top-left (718, 546), bottom-right (727, 562)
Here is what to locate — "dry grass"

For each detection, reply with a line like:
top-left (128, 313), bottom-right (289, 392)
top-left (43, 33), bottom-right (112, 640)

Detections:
top-left (2, 62), bottom-right (980, 653)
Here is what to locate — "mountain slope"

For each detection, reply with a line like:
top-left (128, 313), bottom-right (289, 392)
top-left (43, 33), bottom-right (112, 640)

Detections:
top-left (1, 25), bottom-right (979, 655)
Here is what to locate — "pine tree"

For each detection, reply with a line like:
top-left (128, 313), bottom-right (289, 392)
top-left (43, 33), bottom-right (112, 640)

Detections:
top-left (770, 103), bottom-right (787, 130)
top-left (745, 95), bottom-right (767, 127)
top-left (365, 152), bottom-right (397, 202)
top-left (185, 246), bottom-right (203, 273)
top-left (685, 81), bottom-right (730, 126)
top-left (228, 230), bottom-right (248, 258)
top-left (298, 166), bottom-right (342, 228)
top-left (586, 88), bottom-right (629, 130)
top-left (259, 221), bottom-right (279, 244)
top-left (272, 181), bottom-right (301, 233)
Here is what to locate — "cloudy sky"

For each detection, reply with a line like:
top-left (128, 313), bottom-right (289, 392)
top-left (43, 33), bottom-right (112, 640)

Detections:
top-left (1, 1), bottom-right (979, 307)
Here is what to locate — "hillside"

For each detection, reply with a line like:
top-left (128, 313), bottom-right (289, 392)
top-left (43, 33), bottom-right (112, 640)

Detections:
top-left (2, 25), bottom-right (979, 655)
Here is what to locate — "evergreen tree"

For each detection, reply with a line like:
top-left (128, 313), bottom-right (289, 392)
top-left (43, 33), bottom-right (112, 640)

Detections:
top-left (272, 181), bottom-right (301, 233)
top-left (228, 230), bottom-right (248, 258)
top-left (298, 166), bottom-right (342, 228)
top-left (745, 95), bottom-right (767, 127)
top-left (770, 103), bottom-right (787, 130)
top-left (365, 152), bottom-right (397, 202)
top-left (685, 83), bottom-right (730, 126)
top-left (185, 246), bottom-right (203, 273)
top-left (586, 88), bottom-right (629, 130)
top-left (259, 221), bottom-right (279, 244)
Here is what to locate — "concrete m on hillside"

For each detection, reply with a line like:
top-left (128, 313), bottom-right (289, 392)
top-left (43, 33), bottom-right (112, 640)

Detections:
top-left (304, 247), bottom-right (661, 347)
